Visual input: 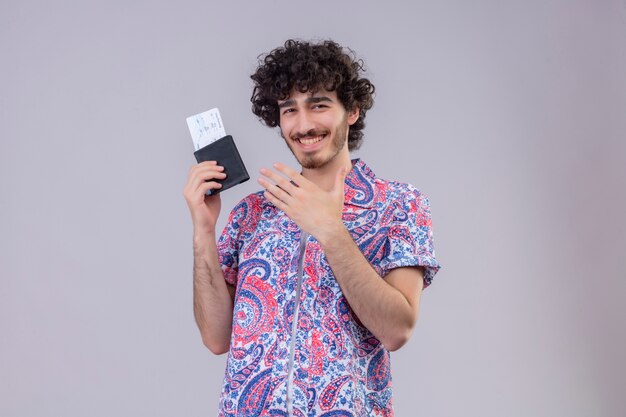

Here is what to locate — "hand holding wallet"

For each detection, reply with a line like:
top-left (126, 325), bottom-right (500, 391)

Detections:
top-left (186, 108), bottom-right (250, 195)
top-left (193, 135), bottom-right (250, 195)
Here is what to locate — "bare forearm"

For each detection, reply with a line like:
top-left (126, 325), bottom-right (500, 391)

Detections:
top-left (319, 228), bottom-right (416, 351)
top-left (193, 231), bottom-right (233, 354)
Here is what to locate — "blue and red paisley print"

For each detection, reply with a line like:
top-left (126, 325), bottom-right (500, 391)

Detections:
top-left (216, 159), bottom-right (440, 416)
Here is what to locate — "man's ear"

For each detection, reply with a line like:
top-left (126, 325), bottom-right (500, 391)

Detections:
top-left (347, 107), bottom-right (360, 125)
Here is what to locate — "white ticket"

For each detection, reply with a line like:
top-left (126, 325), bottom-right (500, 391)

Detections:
top-left (186, 107), bottom-right (227, 150)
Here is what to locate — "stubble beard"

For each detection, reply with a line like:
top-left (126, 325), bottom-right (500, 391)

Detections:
top-left (282, 117), bottom-right (349, 169)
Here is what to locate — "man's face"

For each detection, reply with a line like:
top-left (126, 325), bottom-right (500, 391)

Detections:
top-left (278, 89), bottom-right (359, 169)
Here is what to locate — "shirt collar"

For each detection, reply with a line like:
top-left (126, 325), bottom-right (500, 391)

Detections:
top-left (344, 159), bottom-right (377, 208)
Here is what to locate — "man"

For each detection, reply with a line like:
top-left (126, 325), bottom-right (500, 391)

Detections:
top-left (183, 39), bottom-right (440, 417)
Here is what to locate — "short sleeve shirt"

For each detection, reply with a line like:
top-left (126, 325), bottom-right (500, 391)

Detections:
top-left (216, 159), bottom-right (440, 416)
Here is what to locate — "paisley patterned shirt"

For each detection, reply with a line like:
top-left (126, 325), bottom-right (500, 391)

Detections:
top-left (216, 159), bottom-right (440, 417)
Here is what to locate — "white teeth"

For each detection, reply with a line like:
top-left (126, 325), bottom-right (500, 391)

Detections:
top-left (298, 135), bottom-right (324, 145)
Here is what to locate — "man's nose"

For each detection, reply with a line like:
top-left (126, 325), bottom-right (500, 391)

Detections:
top-left (294, 110), bottom-right (316, 135)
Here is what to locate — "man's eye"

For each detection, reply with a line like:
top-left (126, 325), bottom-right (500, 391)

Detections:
top-left (283, 108), bottom-right (295, 114)
top-left (312, 104), bottom-right (328, 109)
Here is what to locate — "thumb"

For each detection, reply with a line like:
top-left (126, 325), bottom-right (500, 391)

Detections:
top-left (334, 166), bottom-right (349, 195)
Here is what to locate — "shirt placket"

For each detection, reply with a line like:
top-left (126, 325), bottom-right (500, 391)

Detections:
top-left (285, 229), bottom-right (309, 415)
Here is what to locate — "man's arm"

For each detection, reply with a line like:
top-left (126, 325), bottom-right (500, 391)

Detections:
top-left (183, 161), bottom-right (235, 355)
top-left (319, 227), bottom-right (423, 351)
top-left (192, 232), bottom-right (235, 355)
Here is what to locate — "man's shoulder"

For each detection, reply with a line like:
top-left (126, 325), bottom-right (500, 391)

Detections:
top-left (349, 159), bottom-right (428, 211)
top-left (356, 159), bottom-right (423, 198)
top-left (225, 191), bottom-right (266, 220)
top-left (236, 190), bottom-right (266, 207)
top-left (376, 176), bottom-right (420, 193)
top-left (373, 175), bottom-right (425, 206)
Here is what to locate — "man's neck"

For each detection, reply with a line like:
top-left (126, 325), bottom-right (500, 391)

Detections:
top-left (300, 152), bottom-right (353, 192)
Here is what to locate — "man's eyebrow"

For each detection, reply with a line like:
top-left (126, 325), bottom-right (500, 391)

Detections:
top-left (305, 96), bottom-right (333, 104)
top-left (278, 96), bottom-right (334, 108)
top-left (278, 99), bottom-right (296, 108)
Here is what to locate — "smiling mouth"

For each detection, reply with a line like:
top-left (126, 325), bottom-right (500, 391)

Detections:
top-left (295, 134), bottom-right (326, 145)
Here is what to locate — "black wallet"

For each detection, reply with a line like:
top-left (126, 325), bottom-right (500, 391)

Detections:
top-left (193, 135), bottom-right (250, 194)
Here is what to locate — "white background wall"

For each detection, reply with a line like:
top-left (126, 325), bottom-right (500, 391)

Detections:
top-left (2, 1), bottom-right (625, 416)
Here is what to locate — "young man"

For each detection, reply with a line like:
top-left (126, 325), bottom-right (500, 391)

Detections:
top-left (183, 40), bottom-right (440, 417)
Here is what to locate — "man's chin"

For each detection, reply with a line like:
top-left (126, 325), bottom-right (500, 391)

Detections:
top-left (295, 152), bottom-right (329, 169)
top-left (298, 156), bottom-right (323, 169)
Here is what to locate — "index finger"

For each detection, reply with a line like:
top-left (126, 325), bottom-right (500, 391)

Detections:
top-left (197, 160), bottom-right (218, 167)
top-left (272, 162), bottom-right (310, 188)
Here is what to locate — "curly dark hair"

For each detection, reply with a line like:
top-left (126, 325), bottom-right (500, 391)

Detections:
top-left (250, 39), bottom-right (375, 151)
